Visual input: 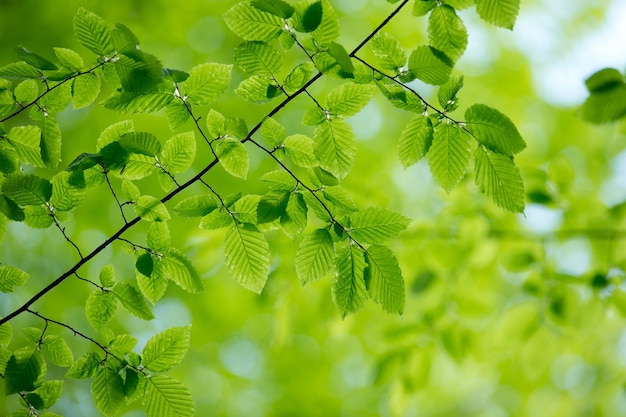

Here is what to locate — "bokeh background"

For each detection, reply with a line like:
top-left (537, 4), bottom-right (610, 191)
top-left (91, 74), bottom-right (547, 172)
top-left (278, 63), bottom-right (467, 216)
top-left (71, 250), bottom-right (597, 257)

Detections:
top-left (2, 0), bottom-right (626, 415)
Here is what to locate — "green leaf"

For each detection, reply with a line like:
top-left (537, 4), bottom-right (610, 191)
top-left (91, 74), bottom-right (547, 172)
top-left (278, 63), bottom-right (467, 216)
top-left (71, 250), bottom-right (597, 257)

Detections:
top-left (311, 0), bottom-right (339, 45)
top-left (85, 290), bottom-right (117, 330)
top-left (144, 374), bottom-right (194, 417)
top-left (72, 72), bottom-right (101, 109)
top-left (108, 334), bottom-right (138, 357)
top-left (121, 179), bottom-right (140, 202)
top-left (298, 1), bottom-right (323, 32)
top-left (257, 191), bottom-right (288, 224)
top-left (103, 90), bottom-right (173, 114)
top-left (180, 63), bottom-right (232, 105)
top-left (147, 222), bottom-right (171, 253)
top-left (224, 2), bottom-right (284, 41)
top-left (408, 46), bottom-right (453, 85)
top-left (14, 79), bottom-right (39, 104)
top-left (54, 47), bottom-right (83, 71)
top-left (119, 132), bottom-right (161, 157)
top-left (166, 102), bottom-right (191, 131)
top-left (0, 62), bottom-right (41, 79)
top-left (326, 82), bottom-right (375, 117)
top-left (349, 207), bottom-right (410, 244)
top-left (0, 195), bottom-right (25, 221)
top-left (364, 245), bottom-right (404, 315)
top-left (92, 367), bottom-right (125, 417)
top-left (323, 185), bottom-right (358, 211)
top-left (66, 352), bottom-right (101, 379)
top-left (96, 120), bottom-right (135, 151)
top-left (475, 0), bottom-right (520, 29)
top-left (24, 205), bottom-right (53, 229)
top-left (162, 248), bottom-right (204, 293)
top-left (235, 41), bottom-right (282, 76)
top-left (142, 325), bottom-right (191, 372)
top-left (398, 115), bottom-right (434, 168)
top-left (326, 42), bottom-right (354, 75)
top-left (15, 46), bottom-right (57, 71)
top-left (376, 79), bottom-right (425, 113)
top-left (136, 195), bottom-right (171, 222)
top-left (333, 245), bottom-right (368, 318)
top-left (446, 0), bottom-right (475, 9)
top-left (6, 125), bottom-right (44, 167)
top-left (281, 192), bottom-right (307, 239)
top-left (38, 82), bottom-right (72, 114)
top-left (295, 228), bottom-right (335, 284)
top-left (73, 7), bottom-right (115, 56)
top-left (413, 0), bottom-right (437, 16)
top-left (137, 260), bottom-right (168, 305)
top-left (2, 172), bottom-right (52, 206)
top-left (160, 131), bottom-right (196, 174)
top-left (428, 123), bottom-right (472, 192)
top-left (0, 265), bottom-right (30, 293)
top-left (5, 348), bottom-right (46, 395)
top-left (216, 138), bottom-right (249, 179)
top-left (260, 170), bottom-right (296, 191)
top-left (0, 141), bottom-right (19, 174)
top-left (173, 195), bottom-right (219, 218)
top-left (200, 208), bottom-right (233, 230)
top-left (236, 75), bottom-right (282, 102)
top-left (251, 0), bottom-right (295, 18)
top-left (113, 282), bottom-right (155, 320)
top-left (41, 117), bottom-right (62, 169)
top-left (42, 335), bottom-right (74, 367)
top-left (314, 118), bottom-right (355, 179)
top-left (205, 109), bottom-right (225, 138)
top-left (33, 379), bottom-right (63, 409)
top-left (302, 105), bottom-right (327, 126)
top-left (474, 146), bottom-right (525, 212)
top-left (371, 32), bottom-right (406, 72)
top-left (438, 74), bottom-right (464, 110)
top-left (98, 264), bottom-right (115, 288)
top-left (585, 68), bottom-right (624, 93)
top-left (582, 82), bottom-right (626, 124)
top-left (428, 5), bottom-right (468, 62)
top-left (0, 322), bottom-right (12, 347)
top-left (283, 134), bottom-right (317, 167)
top-left (225, 223), bottom-right (271, 294)
top-left (465, 103), bottom-right (526, 156)
top-left (283, 62), bottom-right (315, 95)
top-left (261, 117), bottom-right (286, 149)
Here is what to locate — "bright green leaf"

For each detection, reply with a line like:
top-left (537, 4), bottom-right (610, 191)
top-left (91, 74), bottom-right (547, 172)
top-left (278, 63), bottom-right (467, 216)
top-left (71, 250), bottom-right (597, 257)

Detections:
top-left (398, 115), bottom-right (434, 168)
top-left (349, 207), bottom-right (410, 244)
top-left (333, 245), bottom-right (368, 318)
top-left (160, 131), bottom-right (196, 174)
top-left (113, 282), bottom-right (155, 320)
top-left (144, 374), bottom-right (194, 417)
top-left (142, 325), bottom-right (191, 372)
top-left (225, 223), bottom-right (270, 294)
top-left (474, 145), bottom-right (525, 212)
top-left (180, 63), bottom-right (232, 105)
top-left (408, 46), bottom-right (453, 85)
top-left (283, 134), bottom-right (317, 167)
top-left (259, 170), bottom-right (296, 191)
top-left (364, 245), bottom-right (404, 315)
top-left (465, 103), bottom-right (526, 156)
top-left (73, 72), bottom-right (101, 109)
top-left (2, 172), bottom-right (52, 205)
top-left (428, 123), bottom-right (472, 192)
top-left (235, 41), bottom-right (282, 76)
top-left (6, 125), bottom-right (44, 167)
top-left (91, 367), bottom-right (125, 417)
top-left (371, 32), bottom-right (406, 72)
top-left (42, 335), bottom-right (74, 367)
top-left (216, 138), bottom-right (249, 179)
top-left (162, 248), bottom-right (204, 294)
top-left (296, 228), bottom-right (335, 284)
top-left (136, 195), bottom-right (171, 222)
top-left (73, 7), bottom-right (115, 56)
top-left (66, 352), bottom-right (101, 380)
top-left (475, 0), bottom-right (520, 29)
top-left (224, 2), bottom-right (284, 41)
top-left (314, 118), bottom-right (355, 179)
top-left (428, 5), bottom-right (468, 62)
top-left (0, 265), bottom-right (30, 293)
top-left (326, 82), bottom-right (375, 117)
top-left (85, 290), bottom-right (117, 330)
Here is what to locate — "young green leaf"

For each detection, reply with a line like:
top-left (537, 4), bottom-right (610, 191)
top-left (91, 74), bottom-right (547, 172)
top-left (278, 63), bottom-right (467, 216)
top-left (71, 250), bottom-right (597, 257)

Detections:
top-left (261, 117), bottom-right (286, 149)
top-left (112, 282), bottom-right (155, 320)
top-left (428, 5), bottom-right (468, 62)
top-left (200, 208), bottom-right (233, 230)
top-left (96, 119), bottom-right (135, 151)
top-left (91, 367), bottom-right (125, 417)
top-left (136, 261), bottom-right (168, 305)
top-left (0, 61), bottom-right (41, 79)
top-left (376, 79), bottom-right (426, 113)
top-left (216, 138), bottom-right (249, 179)
top-left (160, 131), bottom-right (196, 174)
top-left (2, 172), bottom-right (52, 206)
top-left (260, 170), bottom-right (297, 191)
top-left (364, 245), bottom-right (404, 315)
top-left (143, 374), bottom-right (194, 417)
top-left (24, 205), bottom-right (53, 229)
top-left (283, 134), bottom-right (317, 167)
top-left (311, 0), bottom-right (339, 45)
top-left (326, 83), bottom-right (375, 117)
top-left (408, 46), bottom-right (453, 85)
top-left (333, 245), bottom-right (368, 318)
top-left (73, 8), bottom-right (114, 56)
top-left (295, 228), bottom-right (335, 284)
top-left (0, 265), bottom-right (30, 293)
top-left (41, 335), bottom-right (74, 367)
top-left (475, 0), bottom-right (520, 29)
top-left (465, 104), bottom-right (526, 156)
top-left (326, 42), bottom-right (354, 75)
top-left (142, 325), bottom-right (191, 372)
top-left (4, 348), bottom-right (46, 394)
top-left (349, 207), bottom-right (410, 244)
top-left (236, 75), bottom-right (282, 102)
top-left (54, 47), bottom-right (83, 71)
top-left (235, 41), bottom-right (282, 76)
top-left (0, 141), bottom-right (19, 174)
top-left (14, 79), bottom-right (39, 104)
top-left (119, 132), bottom-right (161, 157)
top-left (40, 117), bottom-right (62, 169)
top-left (224, 2), bottom-right (284, 41)
top-left (322, 185), bottom-right (358, 212)
top-left (65, 352), bottom-right (101, 380)
top-left (225, 223), bottom-right (270, 294)
top-left (32, 379), bottom-right (63, 409)
top-left (166, 102), bottom-right (191, 131)
top-left (0, 322), bottom-right (12, 347)
top-left (428, 123), bottom-right (472, 192)
top-left (283, 62), bottom-right (315, 95)
top-left (99, 264), bottom-right (116, 288)
top-left (438, 74), bottom-right (464, 110)
top-left (398, 115), bottom-right (434, 168)
top-left (85, 290), bottom-right (117, 330)
top-left (173, 195), bottom-right (219, 218)
top-left (474, 146), bottom-right (525, 212)
top-left (413, 0), bottom-right (437, 16)
top-left (108, 334), bottom-right (138, 356)
top-left (302, 105), bottom-right (327, 126)
top-left (72, 72), bottom-right (101, 109)
top-left (281, 192), bottom-right (308, 239)
top-left (6, 125), bottom-right (44, 167)
top-left (371, 32), bottom-right (406, 72)
top-left (251, 0), bottom-right (295, 18)
top-left (314, 118), bottom-right (355, 179)
top-left (135, 195), bottom-right (171, 222)
top-left (162, 248), bottom-right (204, 294)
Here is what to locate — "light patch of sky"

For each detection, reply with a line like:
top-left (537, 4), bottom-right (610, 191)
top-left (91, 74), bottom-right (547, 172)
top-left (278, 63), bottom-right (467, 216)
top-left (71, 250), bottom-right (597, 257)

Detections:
top-left (600, 149), bottom-right (626, 206)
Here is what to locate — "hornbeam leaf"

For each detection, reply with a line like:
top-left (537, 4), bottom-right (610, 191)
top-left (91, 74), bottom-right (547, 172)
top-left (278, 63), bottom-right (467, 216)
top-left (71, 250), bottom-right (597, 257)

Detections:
top-left (398, 115), bottom-right (434, 168)
top-left (364, 245), bottom-right (404, 315)
top-left (283, 134), bottom-right (317, 167)
top-left (236, 75), bottom-right (282, 102)
top-left (73, 8), bottom-right (115, 56)
top-left (314, 118), bottom-right (355, 179)
top-left (7, 125), bottom-right (44, 167)
top-left (408, 46), bottom-right (453, 85)
top-left (54, 47), bottom-right (83, 71)
top-left (0, 195), bottom-right (25, 221)
top-left (166, 102), bottom-right (191, 131)
top-left (50, 171), bottom-right (86, 211)
top-left (224, 223), bottom-right (270, 294)
top-left (24, 205), bottom-right (54, 228)
top-left (280, 192), bottom-right (308, 239)
top-left (327, 42), bottom-right (354, 75)
top-left (5, 348), bottom-right (46, 395)
top-left (371, 32), bottom-right (406, 72)
top-left (0, 322), bottom-right (12, 347)
top-left (465, 103), bottom-right (526, 156)
top-left (414, 0), bottom-right (437, 16)
top-left (283, 62), bottom-right (315, 95)
top-left (144, 374), bottom-right (194, 417)
top-left (427, 123), bottom-right (472, 192)
top-left (0, 141), bottom-right (19, 174)
top-left (333, 245), bottom-right (368, 318)
top-left (103, 91), bottom-right (173, 114)
top-left (251, 0), bottom-right (295, 18)
top-left (326, 83), bottom-right (375, 117)
top-left (135, 195), bottom-right (170, 222)
top-left (311, 0), bottom-right (339, 45)
top-left (33, 379), bottom-right (63, 409)
top-left (0, 265), bottom-right (30, 293)
top-left (216, 138), bottom-right (249, 179)
top-left (113, 282), bottom-right (155, 320)
top-left (295, 228), bottom-right (335, 284)
top-left (223, 2), bottom-right (284, 42)
top-left (475, 0), bottom-right (520, 29)
top-left (136, 260), bottom-right (168, 305)
top-left (180, 63), bottom-right (232, 105)
top-left (298, 1), bottom-right (323, 33)
top-left (65, 352), bottom-right (100, 380)
top-left (13, 79), bottom-right (38, 104)
top-left (147, 221), bottom-right (170, 253)
top-left (173, 195), bottom-right (219, 217)
top-left (438, 74), bottom-right (464, 111)
top-left (428, 5), bottom-right (468, 62)
top-left (2, 172), bottom-right (52, 206)
top-left (160, 131), bottom-right (196, 174)
top-left (41, 117), bottom-right (62, 169)
top-left (142, 326), bottom-right (191, 372)
top-left (260, 170), bottom-right (296, 191)
top-left (474, 146), bottom-right (525, 212)
top-left (41, 335), bottom-right (74, 367)
top-left (72, 72), bottom-right (101, 109)
top-left (349, 207), bottom-right (410, 244)
top-left (85, 290), bottom-right (117, 330)
top-left (234, 41), bottom-right (282, 76)
top-left (162, 248), bottom-right (204, 294)
top-left (91, 367), bottom-right (125, 417)
top-left (0, 62), bottom-right (41, 79)
top-left (261, 117), bottom-right (286, 149)
top-left (119, 132), bottom-right (161, 157)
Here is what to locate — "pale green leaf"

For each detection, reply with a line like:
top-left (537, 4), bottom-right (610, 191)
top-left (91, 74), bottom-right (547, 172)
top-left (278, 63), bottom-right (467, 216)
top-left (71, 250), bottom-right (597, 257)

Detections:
top-left (446, 0), bottom-right (475, 9)
top-left (465, 103), bottom-right (526, 155)
top-left (476, 0), bottom-right (520, 29)
top-left (92, 367), bottom-right (125, 417)
top-left (33, 379), bottom-right (63, 409)
top-left (121, 153), bottom-right (157, 180)
top-left (166, 102), bottom-right (191, 131)
top-left (14, 79), bottom-right (39, 104)
top-left (283, 134), bottom-right (317, 167)
top-left (323, 185), bottom-right (358, 211)
top-left (136, 195), bottom-right (171, 222)
top-left (54, 47), bottom-right (83, 71)
top-left (438, 74), bottom-right (464, 110)
top-left (234, 194), bottom-right (261, 225)
top-left (41, 117), bottom-right (62, 169)
top-left (24, 205), bottom-right (53, 229)
top-left (99, 264), bottom-right (116, 288)
top-left (311, 0), bottom-right (339, 45)
top-left (224, 2), bottom-right (284, 41)
top-left (295, 228), bottom-right (335, 284)
top-left (73, 7), bottom-right (114, 56)
top-left (147, 221), bottom-right (170, 253)
top-left (108, 334), bottom-right (138, 356)
top-left (205, 109), bottom-right (226, 137)
top-left (0, 62), bottom-right (41, 79)
top-left (283, 62), bottom-right (316, 95)
top-left (413, 0), bottom-right (436, 16)
top-left (96, 120), bottom-right (134, 151)
top-left (162, 248), bottom-right (204, 293)
top-left (474, 146), bottom-right (525, 212)
top-left (428, 123), bottom-right (472, 192)
top-left (261, 117), bottom-right (286, 148)
top-left (376, 79), bottom-right (426, 113)
top-left (236, 75), bottom-right (282, 102)
top-left (6, 125), bottom-right (44, 167)
top-left (137, 260), bottom-right (168, 305)
top-left (326, 82), bottom-right (375, 117)
top-left (113, 282), bottom-right (155, 320)
top-left (144, 374), bottom-right (194, 417)
top-left (259, 170), bottom-right (296, 191)
top-left (66, 352), bottom-right (101, 379)
top-left (314, 118), bottom-right (355, 179)
top-left (408, 45), bottom-right (453, 85)
top-left (216, 138), bottom-right (249, 179)
top-left (42, 335), bottom-right (74, 367)
top-left (180, 63), bottom-right (232, 105)
top-left (160, 131), bottom-right (196, 174)
top-left (428, 5), bottom-right (468, 62)
top-left (333, 245), bottom-right (368, 318)
top-left (103, 90), bottom-right (173, 114)
top-left (225, 223), bottom-right (270, 294)
top-left (398, 115), bottom-right (434, 168)
top-left (173, 195), bottom-right (219, 217)
top-left (85, 290), bottom-right (117, 330)
top-left (2, 172), bottom-right (52, 205)
top-left (0, 265), bottom-right (30, 293)
top-left (364, 245), bottom-right (404, 315)
top-left (371, 32), bottom-right (406, 72)
top-left (121, 179), bottom-right (140, 202)
top-left (235, 41), bottom-right (282, 76)
top-left (38, 82), bottom-right (72, 114)
top-left (0, 322), bottom-right (12, 347)
top-left (281, 192), bottom-right (307, 239)
top-left (349, 207), bottom-right (410, 244)
top-left (73, 72), bottom-right (101, 109)
top-left (200, 208), bottom-right (233, 230)
top-left (142, 325), bottom-right (191, 372)
top-left (302, 105), bottom-right (327, 126)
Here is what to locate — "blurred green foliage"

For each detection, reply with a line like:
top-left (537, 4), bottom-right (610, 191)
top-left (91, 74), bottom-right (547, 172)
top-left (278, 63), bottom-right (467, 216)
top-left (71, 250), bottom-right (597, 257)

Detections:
top-left (2, 0), bottom-right (626, 416)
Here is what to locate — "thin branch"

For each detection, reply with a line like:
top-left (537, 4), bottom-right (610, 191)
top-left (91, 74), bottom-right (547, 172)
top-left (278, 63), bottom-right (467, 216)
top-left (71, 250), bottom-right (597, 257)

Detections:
top-left (103, 170), bottom-right (128, 224)
top-left (51, 212), bottom-right (84, 259)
